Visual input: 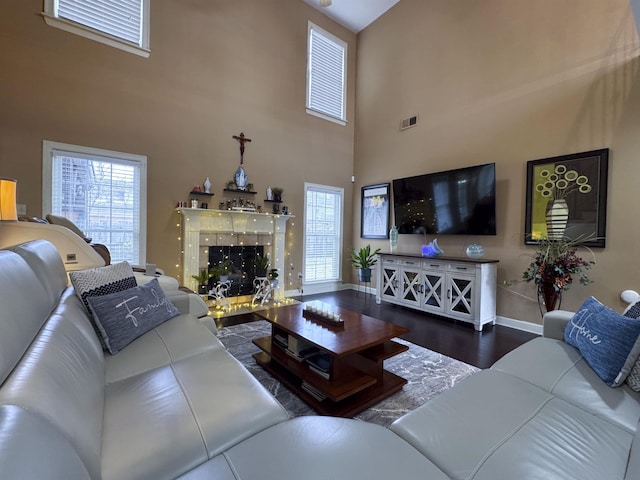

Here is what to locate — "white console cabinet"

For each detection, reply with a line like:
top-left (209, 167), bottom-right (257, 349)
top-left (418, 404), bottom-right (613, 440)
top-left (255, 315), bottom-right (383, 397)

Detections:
top-left (376, 253), bottom-right (498, 331)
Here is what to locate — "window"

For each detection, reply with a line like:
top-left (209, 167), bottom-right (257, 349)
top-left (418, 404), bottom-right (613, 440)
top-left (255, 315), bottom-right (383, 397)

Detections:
top-left (306, 22), bottom-right (347, 125)
top-left (43, 141), bottom-right (147, 265)
top-left (43, 0), bottom-right (150, 58)
top-left (303, 183), bottom-right (343, 283)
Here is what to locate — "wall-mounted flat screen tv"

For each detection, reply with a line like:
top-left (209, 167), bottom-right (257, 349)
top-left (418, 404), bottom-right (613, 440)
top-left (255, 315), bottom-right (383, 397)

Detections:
top-left (392, 163), bottom-right (496, 235)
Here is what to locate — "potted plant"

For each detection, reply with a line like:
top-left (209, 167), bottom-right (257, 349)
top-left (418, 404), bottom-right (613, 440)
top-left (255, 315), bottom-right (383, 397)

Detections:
top-left (505, 237), bottom-right (594, 314)
top-left (350, 245), bottom-right (381, 282)
top-left (217, 259), bottom-right (234, 282)
top-left (255, 254), bottom-right (270, 277)
top-left (268, 268), bottom-right (279, 288)
top-left (246, 183), bottom-right (254, 192)
top-left (191, 268), bottom-right (213, 295)
top-left (225, 180), bottom-right (236, 190)
top-left (271, 187), bottom-right (283, 202)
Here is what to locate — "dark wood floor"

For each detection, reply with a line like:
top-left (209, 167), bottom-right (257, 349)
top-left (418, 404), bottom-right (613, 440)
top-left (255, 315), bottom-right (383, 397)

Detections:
top-left (221, 289), bottom-right (538, 369)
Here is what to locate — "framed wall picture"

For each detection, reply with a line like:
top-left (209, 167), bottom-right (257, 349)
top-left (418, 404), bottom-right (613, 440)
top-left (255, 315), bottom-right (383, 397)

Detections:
top-left (524, 149), bottom-right (609, 247)
top-left (361, 183), bottom-right (390, 239)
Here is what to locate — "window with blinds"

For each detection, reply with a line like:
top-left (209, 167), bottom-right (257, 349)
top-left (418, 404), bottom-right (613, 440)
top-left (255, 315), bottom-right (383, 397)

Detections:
top-left (306, 22), bottom-right (347, 125)
top-left (42, 141), bottom-right (147, 265)
top-left (304, 183), bottom-right (344, 283)
top-left (43, 0), bottom-right (150, 57)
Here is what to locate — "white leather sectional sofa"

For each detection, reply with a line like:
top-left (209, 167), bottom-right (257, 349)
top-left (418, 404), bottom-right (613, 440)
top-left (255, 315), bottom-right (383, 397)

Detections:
top-left (1, 240), bottom-right (639, 479)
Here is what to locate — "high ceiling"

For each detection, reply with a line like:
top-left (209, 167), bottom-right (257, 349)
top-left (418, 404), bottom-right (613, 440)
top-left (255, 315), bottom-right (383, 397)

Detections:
top-left (303, 0), bottom-right (401, 33)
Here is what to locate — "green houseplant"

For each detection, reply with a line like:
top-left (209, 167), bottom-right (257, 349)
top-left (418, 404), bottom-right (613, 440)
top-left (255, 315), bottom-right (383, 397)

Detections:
top-left (191, 268), bottom-right (213, 295)
top-left (255, 254), bottom-right (270, 277)
top-left (350, 245), bottom-right (381, 282)
top-left (271, 187), bottom-right (283, 202)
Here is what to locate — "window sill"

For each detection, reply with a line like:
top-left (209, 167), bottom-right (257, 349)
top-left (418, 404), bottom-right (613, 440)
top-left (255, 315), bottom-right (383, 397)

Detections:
top-left (306, 108), bottom-right (347, 126)
top-left (42, 14), bottom-right (150, 58)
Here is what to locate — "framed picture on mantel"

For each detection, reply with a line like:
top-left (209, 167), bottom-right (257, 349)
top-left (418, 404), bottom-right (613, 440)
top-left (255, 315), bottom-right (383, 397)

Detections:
top-left (361, 183), bottom-right (390, 239)
top-left (524, 149), bottom-right (608, 248)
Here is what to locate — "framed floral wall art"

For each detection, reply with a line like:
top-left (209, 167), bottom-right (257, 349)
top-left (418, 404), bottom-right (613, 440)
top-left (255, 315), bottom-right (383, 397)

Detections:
top-left (524, 149), bottom-right (609, 248)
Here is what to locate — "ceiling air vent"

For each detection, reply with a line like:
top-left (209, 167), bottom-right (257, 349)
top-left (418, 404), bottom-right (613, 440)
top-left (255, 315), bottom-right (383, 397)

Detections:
top-left (400, 115), bottom-right (418, 131)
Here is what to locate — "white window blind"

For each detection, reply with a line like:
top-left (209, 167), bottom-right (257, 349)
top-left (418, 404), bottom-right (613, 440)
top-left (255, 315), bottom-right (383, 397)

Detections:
top-left (304, 183), bottom-right (343, 283)
top-left (43, 141), bottom-right (147, 265)
top-left (307, 22), bottom-right (347, 124)
top-left (43, 0), bottom-right (150, 57)
top-left (57, 0), bottom-right (143, 45)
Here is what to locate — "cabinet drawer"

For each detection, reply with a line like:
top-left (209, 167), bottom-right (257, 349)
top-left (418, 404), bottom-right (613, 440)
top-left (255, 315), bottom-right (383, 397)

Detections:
top-left (448, 262), bottom-right (474, 273)
top-left (382, 258), bottom-right (401, 265)
top-left (421, 260), bottom-right (444, 270)
top-left (400, 259), bottom-right (420, 267)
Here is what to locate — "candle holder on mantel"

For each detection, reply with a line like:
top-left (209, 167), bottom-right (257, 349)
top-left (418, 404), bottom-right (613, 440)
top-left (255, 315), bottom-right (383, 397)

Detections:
top-left (302, 301), bottom-right (344, 327)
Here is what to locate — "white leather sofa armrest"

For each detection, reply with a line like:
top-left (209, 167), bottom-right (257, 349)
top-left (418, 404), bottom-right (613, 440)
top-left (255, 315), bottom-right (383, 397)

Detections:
top-left (542, 310), bottom-right (574, 340)
top-left (134, 273), bottom-right (210, 320)
top-left (134, 272), bottom-right (179, 291)
top-left (164, 291), bottom-right (210, 320)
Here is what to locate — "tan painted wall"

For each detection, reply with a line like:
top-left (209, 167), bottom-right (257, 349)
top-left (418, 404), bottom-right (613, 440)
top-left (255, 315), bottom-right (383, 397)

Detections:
top-left (355, 0), bottom-right (640, 325)
top-left (0, 0), bottom-right (357, 290)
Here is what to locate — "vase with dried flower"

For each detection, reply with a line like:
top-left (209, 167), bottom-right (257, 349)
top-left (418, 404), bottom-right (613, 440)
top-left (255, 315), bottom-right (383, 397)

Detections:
top-left (506, 237), bottom-right (594, 315)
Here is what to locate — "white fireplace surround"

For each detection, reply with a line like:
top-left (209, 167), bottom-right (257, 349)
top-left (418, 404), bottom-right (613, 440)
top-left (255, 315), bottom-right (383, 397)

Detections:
top-left (178, 208), bottom-right (293, 296)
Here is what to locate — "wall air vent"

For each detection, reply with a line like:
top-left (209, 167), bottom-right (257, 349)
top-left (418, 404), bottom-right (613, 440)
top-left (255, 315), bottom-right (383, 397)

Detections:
top-left (400, 115), bottom-right (418, 131)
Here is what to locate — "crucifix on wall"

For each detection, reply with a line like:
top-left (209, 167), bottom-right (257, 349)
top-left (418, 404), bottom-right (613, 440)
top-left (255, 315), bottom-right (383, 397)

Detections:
top-left (232, 132), bottom-right (251, 190)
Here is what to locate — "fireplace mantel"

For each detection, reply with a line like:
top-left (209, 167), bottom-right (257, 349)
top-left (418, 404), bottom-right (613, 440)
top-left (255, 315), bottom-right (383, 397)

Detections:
top-left (177, 208), bottom-right (293, 295)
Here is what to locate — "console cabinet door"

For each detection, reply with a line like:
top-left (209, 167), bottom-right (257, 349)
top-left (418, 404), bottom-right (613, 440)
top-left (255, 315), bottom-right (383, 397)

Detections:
top-left (399, 262), bottom-right (422, 308)
top-left (381, 260), bottom-right (401, 302)
top-left (420, 261), bottom-right (446, 314)
top-left (446, 264), bottom-right (475, 322)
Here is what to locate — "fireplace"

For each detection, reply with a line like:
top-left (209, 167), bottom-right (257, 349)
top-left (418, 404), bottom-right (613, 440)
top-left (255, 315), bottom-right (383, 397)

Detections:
top-left (178, 208), bottom-right (292, 298)
top-left (207, 245), bottom-right (265, 296)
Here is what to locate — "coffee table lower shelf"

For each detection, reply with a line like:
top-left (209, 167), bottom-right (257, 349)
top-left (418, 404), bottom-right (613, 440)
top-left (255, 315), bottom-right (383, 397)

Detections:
top-left (253, 351), bottom-right (407, 418)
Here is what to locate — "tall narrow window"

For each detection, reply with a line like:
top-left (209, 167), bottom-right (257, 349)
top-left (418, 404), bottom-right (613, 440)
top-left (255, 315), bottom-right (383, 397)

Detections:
top-left (304, 183), bottom-right (344, 283)
top-left (43, 141), bottom-right (147, 265)
top-left (306, 22), bottom-right (347, 125)
top-left (43, 0), bottom-right (150, 57)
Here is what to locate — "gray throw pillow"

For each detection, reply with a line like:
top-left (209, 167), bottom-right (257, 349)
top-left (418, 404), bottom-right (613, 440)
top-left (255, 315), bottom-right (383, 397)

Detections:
top-left (86, 278), bottom-right (180, 354)
top-left (69, 261), bottom-right (138, 348)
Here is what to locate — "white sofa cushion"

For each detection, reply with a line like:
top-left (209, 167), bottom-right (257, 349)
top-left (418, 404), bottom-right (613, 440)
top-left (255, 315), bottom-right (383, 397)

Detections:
top-left (102, 348), bottom-right (288, 480)
top-left (492, 337), bottom-right (640, 433)
top-left (390, 369), bottom-right (632, 480)
top-left (179, 416), bottom-right (448, 480)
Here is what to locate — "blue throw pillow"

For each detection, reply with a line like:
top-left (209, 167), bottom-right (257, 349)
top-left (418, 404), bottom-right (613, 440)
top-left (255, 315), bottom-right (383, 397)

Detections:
top-left (564, 296), bottom-right (640, 387)
top-left (86, 278), bottom-right (180, 354)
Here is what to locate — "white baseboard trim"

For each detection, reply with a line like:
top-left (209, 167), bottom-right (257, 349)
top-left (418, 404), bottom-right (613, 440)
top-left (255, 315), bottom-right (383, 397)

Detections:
top-left (495, 315), bottom-right (543, 335)
top-left (350, 283), bottom-right (377, 295)
top-left (290, 281), bottom-right (351, 297)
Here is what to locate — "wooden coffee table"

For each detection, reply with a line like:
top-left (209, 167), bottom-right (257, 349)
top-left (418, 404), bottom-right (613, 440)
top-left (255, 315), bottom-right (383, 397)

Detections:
top-left (253, 303), bottom-right (409, 417)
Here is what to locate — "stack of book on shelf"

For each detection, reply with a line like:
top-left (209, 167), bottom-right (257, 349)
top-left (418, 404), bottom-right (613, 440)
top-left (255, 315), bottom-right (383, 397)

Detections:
top-left (273, 332), bottom-right (288, 349)
top-left (306, 352), bottom-right (330, 379)
top-left (301, 382), bottom-right (327, 402)
top-left (285, 335), bottom-right (319, 362)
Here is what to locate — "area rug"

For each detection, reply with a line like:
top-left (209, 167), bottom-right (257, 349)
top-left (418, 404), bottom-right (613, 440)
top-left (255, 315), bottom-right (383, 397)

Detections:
top-left (217, 320), bottom-right (480, 427)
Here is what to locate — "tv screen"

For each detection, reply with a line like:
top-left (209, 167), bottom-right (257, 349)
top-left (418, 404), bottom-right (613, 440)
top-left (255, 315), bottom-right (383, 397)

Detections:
top-left (392, 163), bottom-right (496, 235)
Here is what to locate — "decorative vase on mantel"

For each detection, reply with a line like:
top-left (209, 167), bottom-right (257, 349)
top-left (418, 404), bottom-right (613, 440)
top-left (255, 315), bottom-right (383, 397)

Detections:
top-left (538, 282), bottom-right (562, 314)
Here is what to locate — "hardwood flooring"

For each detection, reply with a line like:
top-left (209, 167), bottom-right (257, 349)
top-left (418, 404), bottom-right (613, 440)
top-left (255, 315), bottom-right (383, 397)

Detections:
top-left (220, 289), bottom-right (538, 369)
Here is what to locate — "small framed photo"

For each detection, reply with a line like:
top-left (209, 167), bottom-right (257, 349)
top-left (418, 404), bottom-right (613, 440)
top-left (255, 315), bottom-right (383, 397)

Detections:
top-left (524, 149), bottom-right (608, 247)
top-left (361, 183), bottom-right (390, 239)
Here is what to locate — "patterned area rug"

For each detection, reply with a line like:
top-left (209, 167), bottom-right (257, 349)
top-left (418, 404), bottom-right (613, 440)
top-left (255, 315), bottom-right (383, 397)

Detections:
top-left (217, 320), bottom-right (480, 427)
